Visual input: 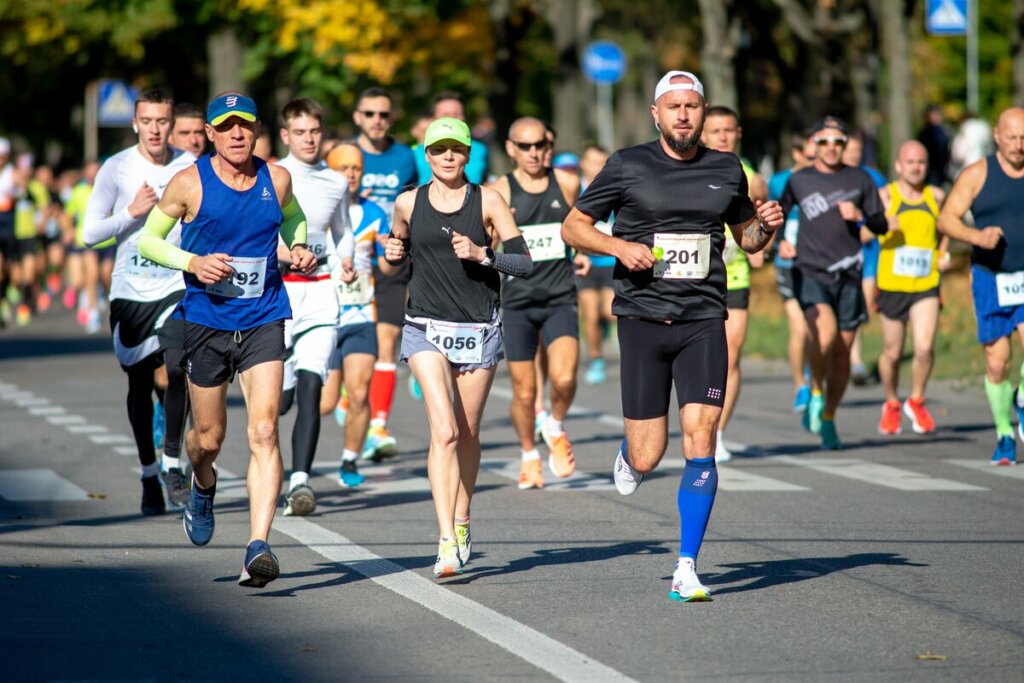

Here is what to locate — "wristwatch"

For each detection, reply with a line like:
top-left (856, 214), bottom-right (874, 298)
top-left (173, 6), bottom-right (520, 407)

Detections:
top-left (291, 242), bottom-right (310, 252)
top-left (480, 246), bottom-right (495, 267)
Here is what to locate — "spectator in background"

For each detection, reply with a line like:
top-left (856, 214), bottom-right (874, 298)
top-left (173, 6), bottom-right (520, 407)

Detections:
top-left (170, 103), bottom-right (207, 157)
top-left (253, 131), bottom-right (275, 162)
top-left (917, 104), bottom-right (950, 187)
top-left (414, 92), bottom-right (489, 184)
top-left (949, 112), bottom-right (994, 180)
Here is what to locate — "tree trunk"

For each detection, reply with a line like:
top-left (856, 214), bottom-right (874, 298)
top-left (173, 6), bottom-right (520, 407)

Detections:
top-left (878, 0), bottom-right (910, 168)
top-left (1013, 0), bottom-right (1024, 106)
top-left (697, 0), bottom-right (737, 108)
top-left (543, 0), bottom-right (599, 156)
top-left (207, 29), bottom-right (244, 99)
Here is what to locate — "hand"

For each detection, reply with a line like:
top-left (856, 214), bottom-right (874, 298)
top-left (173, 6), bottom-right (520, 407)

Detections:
top-left (887, 215), bottom-right (901, 233)
top-left (127, 182), bottom-right (158, 219)
top-left (451, 231), bottom-right (482, 262)
top-left (290, 245), bottom-right (318, 275)
top-left (777, 240), bottom-right (797, 260)
top-left (573, 253), bottom-right (591, 276)
top-left (755, 199), bottom-right (784, 232)
top-left (837, 201), bottom-right (862, 223)
top-left (339, 256), bottom-right (357, 283)
top-left (188, 253), bottom-right (234, 284)
top-left (385, 236), bottom-right (405, 262)
top-left (975, 226), bottom-right (1004, 250)
top-left (938, 251), bottom-right (953, 273)
top-left (617, 240), bottom-right (657, 272)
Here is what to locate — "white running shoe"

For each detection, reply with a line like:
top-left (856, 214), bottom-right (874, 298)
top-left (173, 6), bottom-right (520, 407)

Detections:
top-left (613, 440), bottom-right (643, 495)
top-left (433, 537), bottom-right (463, 578)
top-left (669, 557), bottom-right (712, 602)
top-left (715, 432), bottom-right (733, 464)
top-left (455, 521), bottom-right (472, 565)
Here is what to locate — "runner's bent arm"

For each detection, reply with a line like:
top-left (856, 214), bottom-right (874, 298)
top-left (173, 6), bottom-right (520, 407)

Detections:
top-left (81, 161), bottom-right (145, 247)
top-left (383, 189), bottom-right (414, 264)
top-left (937, 161), bottom-right (1002, 248)
top-left (481, 185), bottom-right (533, 278)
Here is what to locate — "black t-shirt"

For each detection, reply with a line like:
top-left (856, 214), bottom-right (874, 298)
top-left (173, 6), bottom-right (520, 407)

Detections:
top-left (575, 141), bottom-right (755, 321)
top-left (779, 165), bottom-right (886, 284)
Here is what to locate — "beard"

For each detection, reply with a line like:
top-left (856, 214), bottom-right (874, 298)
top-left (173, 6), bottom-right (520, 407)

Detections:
top-left (661, 126), bottom-right (702, 156)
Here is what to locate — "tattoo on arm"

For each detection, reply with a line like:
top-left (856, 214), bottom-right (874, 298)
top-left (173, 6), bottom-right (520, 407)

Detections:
top-left (741, 220), bottom-right (772, 252)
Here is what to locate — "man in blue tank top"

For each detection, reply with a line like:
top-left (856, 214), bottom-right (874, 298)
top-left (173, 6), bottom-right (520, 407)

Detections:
top-left (138, 92), bottom-right (318, 588)
top-left (938, 107), bottom-right (1024, 466)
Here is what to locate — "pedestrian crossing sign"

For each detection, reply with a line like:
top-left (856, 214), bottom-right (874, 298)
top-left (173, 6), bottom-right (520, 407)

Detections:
top-left (97, 80), bottom-right (138, 127)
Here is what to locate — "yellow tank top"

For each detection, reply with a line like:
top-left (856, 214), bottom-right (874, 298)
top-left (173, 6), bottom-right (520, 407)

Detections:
top-left (877, 182), bottom-right (940, 293)
top-left (725, 162), bottom-right (754, 291)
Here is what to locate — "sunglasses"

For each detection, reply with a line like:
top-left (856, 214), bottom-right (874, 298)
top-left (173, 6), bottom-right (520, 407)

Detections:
top-left (814, 136), bottom-right (848, 147)
top-left (360, 110), bottom-right (391, 120)
top-left (511, 139), bottom-right (550, 152)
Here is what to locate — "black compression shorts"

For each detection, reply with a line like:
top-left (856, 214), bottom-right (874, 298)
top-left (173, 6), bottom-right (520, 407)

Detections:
top-left (617, 317), bottom-right (728, 420)
top-left (501, 304), bottom-right (579, 362)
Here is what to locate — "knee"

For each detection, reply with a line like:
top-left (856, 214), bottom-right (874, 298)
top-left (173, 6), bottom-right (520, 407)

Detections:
top-left (346, 383), bottom-right (369, 409)
top-left (191, 427), bottom-right (224, 457)
top-left (431, 422), bottom-right (459, 449)
top-left (549, 374), bottom-right (575, 398)
top-left (248, 418), bottom-right (278, 451)
top-left (913, 346), bottom-right (933, 364)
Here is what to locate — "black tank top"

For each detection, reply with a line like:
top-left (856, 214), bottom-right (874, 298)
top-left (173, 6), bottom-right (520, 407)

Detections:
top-left (502, 170), bottom-right (575, 309)
top-left (405, 183), bottom-right (500, 323)
top-left (971, 154), bottom-right (1024, 273)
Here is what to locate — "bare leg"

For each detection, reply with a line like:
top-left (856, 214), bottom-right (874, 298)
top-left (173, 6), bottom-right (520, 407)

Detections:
top-left (238, 360), bottom-right (285, 543)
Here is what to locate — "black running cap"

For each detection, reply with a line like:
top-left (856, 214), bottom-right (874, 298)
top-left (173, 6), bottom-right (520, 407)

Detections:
top-left (809, 116), bottom-right (848, 135)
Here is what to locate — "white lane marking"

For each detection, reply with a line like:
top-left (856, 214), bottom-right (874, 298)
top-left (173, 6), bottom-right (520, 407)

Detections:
top-left (273, 516), bottom-right (635, 683)
top-left (656, 458), bottom-right (809, 491)
top-left (209, 466), bottom-right (249, 499)
top-left (0, 468), bottom-right (89, 501)
top-left (776, 456), bottom-right (988, 491)
top-left (47, 415), bottom-right (86, 425)
top-left (479, 458), bottom-right (617, 491)
top-left (16, 397), bottom-right (50, 407)
top-left (29, 406), bottom-right (66, 416)
top-left (89, 434), bottom-right (134, 445)
top-left (66, 424), bottom-right (108, 435)
top-left (0, 391), bottom-right (35, 400)
top-left (947, 459), bottom-right (1024, 479)
top-left (114, 446), bottom-right (139, 456)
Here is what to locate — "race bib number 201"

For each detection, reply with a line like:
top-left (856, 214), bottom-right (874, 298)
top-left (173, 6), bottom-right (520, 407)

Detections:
top-left (652, 233), bottom-right (711, 280)
top-left (206, 256), bottom-right (267, 299)
top-left (426, 320), bottom-right (484, 365)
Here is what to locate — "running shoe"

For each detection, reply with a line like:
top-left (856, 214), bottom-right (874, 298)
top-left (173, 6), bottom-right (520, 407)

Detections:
top-left (334, 393), bottom-right (349, 428)
top-left (669, 557), bottom-right (712, 602)
top-left (533, 409), bottom-right (550, 442)
top-left (793, 384), bottom-right (811, 413)
top-left (433, 537), bottom-right (463, 578)
top-left (991, 435), bottom-right (1016, 466)
top-left (820, 419), bottom-right (841, 450)
top-left (851, 362), bottom-right (870, 387)
top-left (75, 308), bottom-right (89, 327)
top-left (15, 303), bottom-right (30, 327)
top-left (140, 475), bottom-right (166, 516)
top-left (903, 397), bottom-right (935, 435)
top-left (455, 520), bottom-right (472, 565)
top-left (408, 374), bottom-right (423, 401)
top-left (283, 483), bottom-right (317, 516)
top-left (152, 400), bottom-right (165, 450)
top-left (545, 433), bottom-right (576, 478)
top-left (361, 425), bottom-right (398, 461)
top-left (238, 540), bottom-right (280, 588)
top-left (36, 291), bottom-right (51, 313)
top-left (878, 400), bottom-right (902, 435)
top-left (613, 438), bottom-right (643, 495)
top-left (802, 394), bottom-right (824, 434)
top-left (62, 287), bottom-right (77, 310)
top-left (338, 459), bottom-right (365, 488)
top-left (715, 433), bottom-right (733, 464)
top-left (518, 459), bottom-right (544, 490)
top-left (85, 309), bottom-right (102, 335)
top-left (161, 466), bottom-right (190, 509)
top-left (1014, 388), bottom-right (1024, 443)
top-left (585, 358), bottom-right (607, 385)
top-left (183, 473), bottom-right (215, 546)
top-left (46, 273), bottom-right (62, 296)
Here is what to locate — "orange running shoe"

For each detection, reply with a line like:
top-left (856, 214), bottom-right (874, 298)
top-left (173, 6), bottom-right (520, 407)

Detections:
top-left (878, 400), bottom-right (902, 435)
top-left (547, 433), bottom-right (577, 478)
top-left (518, 459), bottom-right (544, 490)
top-left (903, 396), bottom-right (935, 434)
top-left (15, 304), bottom-right (31, 327)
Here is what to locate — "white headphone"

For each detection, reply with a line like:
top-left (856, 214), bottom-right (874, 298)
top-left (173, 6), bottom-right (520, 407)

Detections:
top-left (132, 123), bottom-right (139, 134)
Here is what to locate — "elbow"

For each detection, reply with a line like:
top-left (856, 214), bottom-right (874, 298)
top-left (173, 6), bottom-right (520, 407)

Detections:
top-left (560, 223), bottom-right (578, 249)
top-left (521, 257), bottom-right (535, 277)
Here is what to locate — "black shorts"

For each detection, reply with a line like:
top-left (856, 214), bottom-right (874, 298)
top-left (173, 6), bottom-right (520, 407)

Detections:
top-left (726, 288), bottom-right (750, 310)
top-left (793, 268), bottom-right (867, 331)
top-left (373, 261), bottom-right (409, 327)
top-left (184, 320), bottom-right (286, 388)
top-left (15, 237), bottom-right (37, 258)
top-left (577, 265), bottom-right (614, 291)
top-left (618, 317), bottom-right (727, 420)
top-left (109, 292), bottom-right (183, 368)
top-left (158, 316), bottom-right (185, 351)
top-left (330, 322), bottom-right (379, 368)
top-left (876, 287), bottom-right (939, 323)
top-left (775, 264), bottom-right (796, 301)
top-left (97, 244), bottom-right (117, 262)
top-left (0, 227), bottom-right (16, 259)
top-left (502, 304), bottom-right (579, 362)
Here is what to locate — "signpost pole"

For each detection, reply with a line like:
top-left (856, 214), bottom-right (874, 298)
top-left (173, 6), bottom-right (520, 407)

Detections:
top-left (597, 83), bottom-right (614, 152)
top-left (966, 0), bottom-right (978, 112)
top-left (582, 41), bottom-right (626, 151)
top-left (84, 82), bottom-right (98, 162)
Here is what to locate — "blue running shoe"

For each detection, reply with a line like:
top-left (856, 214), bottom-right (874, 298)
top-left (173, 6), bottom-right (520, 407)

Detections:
top-left (339, 459), bottom-right (365, 487)
top-left (360, 425), bottom-right (398, 461)
top-left (238, 540), bottom-right (280, 588)
top-left (183, 473), bottom-right (215, 546)
top-left (793, 384), bottom-right (811, 413)
top-left (820, 419), bottom-right (841, 450)
top-left (152, 399), bottom-right (165, 450)
top-left (585, 358), bottom-right (606, 385)
top-left (409, 374), bottom-right (423, 401)
top-left (802, 394), bottom-right (824, 434)
top-left (991, 435), bottom-right (1016, 466)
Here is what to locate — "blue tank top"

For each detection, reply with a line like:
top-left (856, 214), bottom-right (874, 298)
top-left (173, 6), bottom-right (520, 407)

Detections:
top-left (180, 154), bottom-right (291, 330)
top-left (971, 154), bottom-right (1024, 273)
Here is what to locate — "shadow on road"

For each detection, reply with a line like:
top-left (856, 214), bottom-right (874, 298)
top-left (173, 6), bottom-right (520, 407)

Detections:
top-left (0, 335), bottom-right (110, 360)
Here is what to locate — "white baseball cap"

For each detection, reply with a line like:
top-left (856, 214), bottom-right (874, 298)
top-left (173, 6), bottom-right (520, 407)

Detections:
top-left (653, 71), bottom-right (705, 102)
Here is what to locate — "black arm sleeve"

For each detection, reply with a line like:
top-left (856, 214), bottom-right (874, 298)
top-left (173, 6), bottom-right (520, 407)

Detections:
top-left (860, 179), bottom-right (888, 235)
top-left (494, 235), bottom-right (533, 278)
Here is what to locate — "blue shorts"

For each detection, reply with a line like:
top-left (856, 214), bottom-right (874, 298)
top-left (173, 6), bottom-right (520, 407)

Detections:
top-left (861, 239), bottom-right (880, 279)
top-left (329, 322), bottom-right (378, 368)
top-left (971, 265), bottom-right (1024, 344)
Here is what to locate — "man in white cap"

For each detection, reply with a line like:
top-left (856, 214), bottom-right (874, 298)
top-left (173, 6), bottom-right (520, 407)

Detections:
top-left (562, 71), bottom-right (784, 602)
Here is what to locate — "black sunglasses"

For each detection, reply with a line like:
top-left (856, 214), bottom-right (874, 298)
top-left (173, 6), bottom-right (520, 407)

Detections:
top-left (360, 110), bottom-right (391, 120)
top-left (511, 139), bottom-right (550, 152)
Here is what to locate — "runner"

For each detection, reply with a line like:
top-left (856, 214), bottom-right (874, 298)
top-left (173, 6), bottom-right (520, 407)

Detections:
top-left (562, 71), bottom-right (783, 601)
top-left (352, 87), bottom-right (417, 458)
top-left (0, 139), bottom-right (17, 326)
top-left (61, 161), bottom-right (104, 333)
top-left (274, 98), bottom-right (351, 514)
top-left (414, 92), bottom-right (490, 185)
top-left (385, 117), bottom-right (532, 577)
top-left (138, 91), bottom-right (318, 586)
top-left (81, 89), bottom-right (196, 514)
top-left (323, 142), bottom-right (392, 485)
top-left (937, 107), bottom-right (1024, 465)
top-left (776, 115), bottom-right (888, 449)
top-left (170, 103), bottom-right (207, 157)
top-left (700, 105), bottom-right (768, 462)
top-left (492, 116), bottom-right (586, 489)
top-left (876, 141), bottom-right (949, 435)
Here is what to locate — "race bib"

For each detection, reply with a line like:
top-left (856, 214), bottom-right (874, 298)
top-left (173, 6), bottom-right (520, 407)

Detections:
top-left (652, 233), bottom-right (711, 280)
top-left (126, 247), bottom-right (174, 280)
top-left (521, 222), bottom-right (566, 262)
top-left (206, 256), bottom-right (266, 299)
top-left (308, 234), bottom-right (332, 274)
top-left (336, 271), bottom-right (372, 306)
top-left (996, 271), bottom-right (1024, 308)
top-left (892, 246), bottom-right (932, 279)
top-left (425, 319), bottom-right (484, 364)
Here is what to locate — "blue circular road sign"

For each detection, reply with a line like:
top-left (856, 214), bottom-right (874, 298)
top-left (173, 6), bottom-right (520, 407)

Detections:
top-left (582, 41), bottom-right (627, 85)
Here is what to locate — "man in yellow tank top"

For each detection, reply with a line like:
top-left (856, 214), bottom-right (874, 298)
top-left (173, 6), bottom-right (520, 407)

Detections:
top-left (876, 141), bottom-right (949, 435)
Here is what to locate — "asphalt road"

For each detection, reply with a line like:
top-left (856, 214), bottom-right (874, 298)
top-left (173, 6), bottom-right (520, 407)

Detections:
top-left (2, 309), bottom-right (1022, 682)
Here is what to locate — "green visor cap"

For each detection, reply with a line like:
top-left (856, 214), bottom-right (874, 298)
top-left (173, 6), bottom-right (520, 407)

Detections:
top-left (423, 117), bottom-right (472, 148)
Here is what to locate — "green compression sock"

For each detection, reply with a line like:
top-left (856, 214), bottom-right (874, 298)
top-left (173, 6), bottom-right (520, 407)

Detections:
top-left (984, 377), bottom-right (1015, 438)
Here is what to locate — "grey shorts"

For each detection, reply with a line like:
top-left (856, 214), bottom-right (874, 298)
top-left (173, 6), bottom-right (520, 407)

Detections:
top-left (400, 320), bottom-right (504, 372)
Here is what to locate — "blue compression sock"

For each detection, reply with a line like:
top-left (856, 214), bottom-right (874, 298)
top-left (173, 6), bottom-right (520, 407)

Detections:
top-left (678, 457), bottom-right (718, 559)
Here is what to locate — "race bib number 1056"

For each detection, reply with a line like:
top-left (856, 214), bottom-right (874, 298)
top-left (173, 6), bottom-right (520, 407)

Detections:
top-left (426, 320), bottom-right (485, 365)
